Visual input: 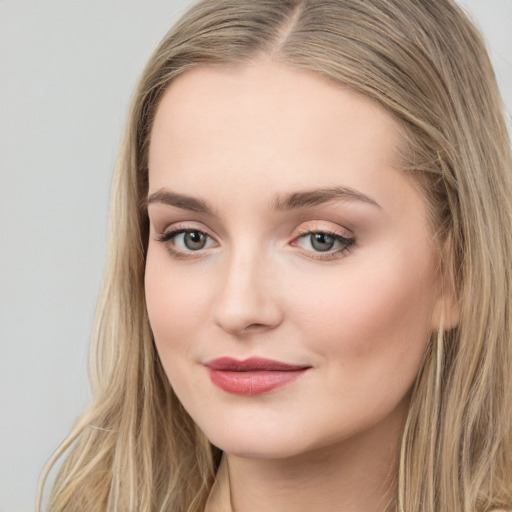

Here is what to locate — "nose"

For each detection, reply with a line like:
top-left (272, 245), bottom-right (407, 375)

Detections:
top-left (212, 249), bottom-right (284, 336)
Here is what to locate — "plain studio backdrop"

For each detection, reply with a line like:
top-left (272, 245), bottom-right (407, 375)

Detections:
top-left (0, 1), bottom-right (510, 511)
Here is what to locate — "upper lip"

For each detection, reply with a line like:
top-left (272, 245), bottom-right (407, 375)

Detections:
top-left (204, 357), bottom-right (311, 372)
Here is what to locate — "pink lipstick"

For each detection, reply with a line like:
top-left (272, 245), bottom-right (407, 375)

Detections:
top-left (204, 357), bottom-right (311, 396)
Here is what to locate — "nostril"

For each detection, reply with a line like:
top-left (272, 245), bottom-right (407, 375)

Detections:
top-left (245, 323), bottom-right (267, 331)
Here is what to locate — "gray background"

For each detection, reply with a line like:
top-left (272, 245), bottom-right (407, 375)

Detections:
top-left (0, 1), bottom-right (510, 511)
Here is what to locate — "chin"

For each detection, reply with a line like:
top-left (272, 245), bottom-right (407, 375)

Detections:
top-left (200, 419), bottom-right (314, 460)
top-left (212, 437), bottom-right (309, 460)
top-left (199, 417), bottom-right (356, 462)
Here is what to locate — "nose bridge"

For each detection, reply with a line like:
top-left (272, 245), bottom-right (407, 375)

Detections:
top-left (213, 239), bottom-right (282, 335)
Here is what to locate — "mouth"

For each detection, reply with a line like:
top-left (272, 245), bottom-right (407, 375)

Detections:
top-left (204, 357), bottom-right (311, 396)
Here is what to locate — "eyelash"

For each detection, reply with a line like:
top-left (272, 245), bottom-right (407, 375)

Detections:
top-left (292, 228), bottom-right (355, 261)
top-left (155, 226), bottom-right (355, 261)
top-left (155, 227), bottom-right (215, 260)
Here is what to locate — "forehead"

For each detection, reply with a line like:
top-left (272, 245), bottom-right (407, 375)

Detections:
top-left (148, 60), bottom-right (418, 218)
top-left (149, 60), bottom-right (399, 161)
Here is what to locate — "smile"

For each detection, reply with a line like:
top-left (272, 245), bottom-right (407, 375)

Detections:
top-left (204, 357), bottom-right (311, 396)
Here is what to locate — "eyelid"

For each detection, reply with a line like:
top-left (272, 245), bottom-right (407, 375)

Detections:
top-left (290, 222), bottom-right (355, 261)
top-left (293, 220), bottom-right (354, 240)
top-left (293, 221), bottom-right (353, 240)
top-left (154, 222), bottom-right (219, 259)
top-left (155, 221), bottom-right (216, 240)
top-left (153, 220), bottom-right (355, 261)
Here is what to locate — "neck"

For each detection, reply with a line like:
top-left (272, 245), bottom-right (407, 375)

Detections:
top-left (228, 436), bottom-right (397, 512)
top-left (207, 402), bottom-right (406, 512)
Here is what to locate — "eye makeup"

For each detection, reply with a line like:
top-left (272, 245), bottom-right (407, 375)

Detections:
top-left (290, 226), bottom-right (355, 261)
top-left (154, 222), bottom-right (355, 263)
top-left (155, 225), bottom-right (218, 260)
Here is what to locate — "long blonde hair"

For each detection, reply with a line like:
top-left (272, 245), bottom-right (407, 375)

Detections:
top-left (38, 1), bottom-right (512, 511)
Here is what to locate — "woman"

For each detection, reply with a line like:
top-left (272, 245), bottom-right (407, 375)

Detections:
top-left (38, 0), bottom-right (512, 511)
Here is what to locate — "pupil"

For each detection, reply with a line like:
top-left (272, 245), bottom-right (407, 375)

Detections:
top-left (311, 233), bottom-right (334, 252)
top-left (185, 231), bottom-right (206, 250)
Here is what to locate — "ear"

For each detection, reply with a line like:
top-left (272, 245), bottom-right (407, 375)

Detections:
top-left (430, 236), bottom-right (459, 331)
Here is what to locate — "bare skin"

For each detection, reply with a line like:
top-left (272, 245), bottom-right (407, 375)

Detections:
top-left (145, 60), bottom-right (457, 512)
top-left (205, 406), bottom-right (405, 512)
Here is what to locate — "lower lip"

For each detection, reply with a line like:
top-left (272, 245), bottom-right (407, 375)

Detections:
top-left (207, 369), bottom-right (308, 396)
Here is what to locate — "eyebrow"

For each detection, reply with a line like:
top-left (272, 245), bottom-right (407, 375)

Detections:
top-left (146, 189), bottom-right (215, 215)
top-left (146, 185), bottom-right (380, 214)
top-left (274, 186), bottom-right (381, 210)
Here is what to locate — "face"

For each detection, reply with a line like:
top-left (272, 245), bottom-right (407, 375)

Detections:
top-left (145, 60), bottom-right (446, 460)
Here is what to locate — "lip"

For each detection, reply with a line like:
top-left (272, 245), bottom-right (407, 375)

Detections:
top-left (204, 357), bottom-right (311, 396)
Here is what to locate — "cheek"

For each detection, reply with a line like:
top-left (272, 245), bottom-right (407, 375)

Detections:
top-left (290, 248), bottom-right (436, 378)
top-left (144, 248), bottom-right (208, 359)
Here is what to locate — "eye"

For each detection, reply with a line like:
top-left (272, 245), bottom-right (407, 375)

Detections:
top-left (156, 228), bottom-right (217, 257)
top-left (292, 229), bottom-right (355, 259)
top-left (309, 232), bottom-right (338, 252)
top-left (180, 230), bottom-right (208, 250)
